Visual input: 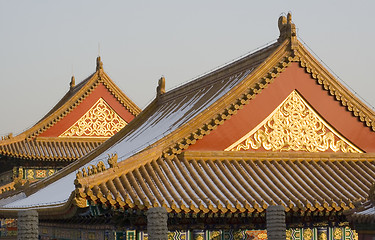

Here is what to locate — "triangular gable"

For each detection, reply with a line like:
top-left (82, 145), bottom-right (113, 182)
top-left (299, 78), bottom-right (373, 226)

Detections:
top-left (187, 62), bottom-right (375, 153)
top-left (0, 57), bottom-right (141, 161)
top-left (19, 57), bottom-right (140, 140)
top-left (225, 90), bottom-right (362, 153)
top-left (36, 59), bottom-right (139, 138)
top-left (39, 82), bottom-right (134, 138)
top-left (59, 98), bottom-right (127, 138)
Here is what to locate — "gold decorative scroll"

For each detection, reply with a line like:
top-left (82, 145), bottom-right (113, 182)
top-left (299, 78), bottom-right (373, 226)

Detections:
top-left (60, 98), bottom-right (127, 137)
top-left (226, 90), bottom-right (362, 153)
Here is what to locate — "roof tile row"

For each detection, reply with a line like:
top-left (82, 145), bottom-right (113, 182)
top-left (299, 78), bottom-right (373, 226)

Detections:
top-left (74, 152), bottom-right (374, 214)
top-left (0, 139), bottom-right (103, 160)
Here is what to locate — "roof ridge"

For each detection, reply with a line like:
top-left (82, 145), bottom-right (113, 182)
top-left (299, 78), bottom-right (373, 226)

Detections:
top-left (158, 41), bottom-right (280, 104)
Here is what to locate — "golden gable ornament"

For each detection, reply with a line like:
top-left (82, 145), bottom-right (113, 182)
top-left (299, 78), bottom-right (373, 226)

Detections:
top-left (60, 98), bottom-right (127, 137)
top-left (226, 91), bottom-right (361, 153)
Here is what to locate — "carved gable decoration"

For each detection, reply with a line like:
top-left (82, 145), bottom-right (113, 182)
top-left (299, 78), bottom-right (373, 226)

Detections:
top-left (59, 98), bottom-right (127, 138)
top-left (225, 90), bottom-right (362, 153)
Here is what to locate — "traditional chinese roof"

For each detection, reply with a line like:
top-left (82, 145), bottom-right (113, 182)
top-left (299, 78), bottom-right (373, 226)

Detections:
top-left (0, 57), bottom-right (141, 162)
top-left (1, 13), bottom-right (375, 220)
top-left (73, 152), bottom-right (375, 214)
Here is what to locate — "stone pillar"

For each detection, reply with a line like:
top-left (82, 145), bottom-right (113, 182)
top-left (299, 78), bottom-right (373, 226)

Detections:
top-left (147, 207), bottom-right (168, 240)
top-left (17, 210), bottom-right (38, 240)
top-left (266, 205), bottom-right (286, 240)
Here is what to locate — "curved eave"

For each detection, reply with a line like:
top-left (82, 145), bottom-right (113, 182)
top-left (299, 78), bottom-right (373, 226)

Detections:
top-left (0, 138), bottom-right (105, 161)
top-left (0, 191), bottom-right (79, 219)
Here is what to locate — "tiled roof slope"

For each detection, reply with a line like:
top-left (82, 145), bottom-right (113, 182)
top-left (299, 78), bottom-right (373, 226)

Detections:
top-left (1, 13), bottom-right (375, 219)
top-left (0, 57), bottom-right (141, 161)
top-left (346, 183), bottom-right (375, 224)
top-left (0, 138), bottom-right (102, 161)
top-left (74, 152), bottom-right (375, 214)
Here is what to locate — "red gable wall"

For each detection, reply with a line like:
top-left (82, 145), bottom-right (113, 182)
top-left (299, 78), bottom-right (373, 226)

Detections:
top-left (39, 83), bottom-right (135, 137)
top-left (188, 63), bottom-right (375, 152)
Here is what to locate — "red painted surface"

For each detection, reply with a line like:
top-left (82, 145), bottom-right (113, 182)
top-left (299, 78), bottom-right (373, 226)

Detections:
top-left (188, 63), bottom-right (375, 152)
top-left (39, 83), bottom-right (135, 137)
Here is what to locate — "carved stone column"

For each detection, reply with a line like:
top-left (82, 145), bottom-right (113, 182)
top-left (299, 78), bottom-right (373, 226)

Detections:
top-left (147, 207), bottom-right (168, 240)
top-left (266, 205), bottom-right (286, 240)
top-left (17, 210), bottom-right (38, 240)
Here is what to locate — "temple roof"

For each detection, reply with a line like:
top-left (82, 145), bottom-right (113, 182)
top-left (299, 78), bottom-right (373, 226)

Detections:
top-left (1, 13), bottom-right (375, 219)
top-left (0, 57), bottom-right (141, 161)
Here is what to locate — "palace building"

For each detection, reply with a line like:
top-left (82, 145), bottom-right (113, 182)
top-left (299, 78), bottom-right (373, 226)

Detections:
top-left (0, 13), bottom-right (374, 240)
top-left (0, 57), bottom-right (140, 201)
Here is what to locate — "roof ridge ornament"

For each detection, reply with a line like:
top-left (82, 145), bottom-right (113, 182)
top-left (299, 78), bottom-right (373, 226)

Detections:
top-left (157, 76), bottom-right (166, 97)
top-left (96, 56), bottom-right (103, 71)
top-left (278, 12), bottom-right (297, 49)
top-left (70, 75), bottom-right (75, 91)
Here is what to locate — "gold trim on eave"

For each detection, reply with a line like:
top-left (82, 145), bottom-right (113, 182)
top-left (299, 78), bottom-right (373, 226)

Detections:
top-left (60, 98), bottom-right (127, 138)
top-left (225, 90), bottom-right (362, 153)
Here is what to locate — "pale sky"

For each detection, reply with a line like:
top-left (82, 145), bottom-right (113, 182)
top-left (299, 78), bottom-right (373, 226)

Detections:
top-left (0, 0), bottom-right (374, 136)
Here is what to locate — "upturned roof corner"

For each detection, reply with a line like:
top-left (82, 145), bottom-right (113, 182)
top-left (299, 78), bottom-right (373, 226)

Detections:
top-left (278, 12), bottom-right (298, 50)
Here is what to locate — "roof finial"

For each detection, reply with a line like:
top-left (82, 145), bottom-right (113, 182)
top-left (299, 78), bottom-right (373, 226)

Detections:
top-left (157, 76), bottom-right (166, 97)
top-left (277, 12), bottom-right (297, 48)
top-left (70, 75), bottom-right (75, 90)
top-left (96, 56), bottom-right (103, 71)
